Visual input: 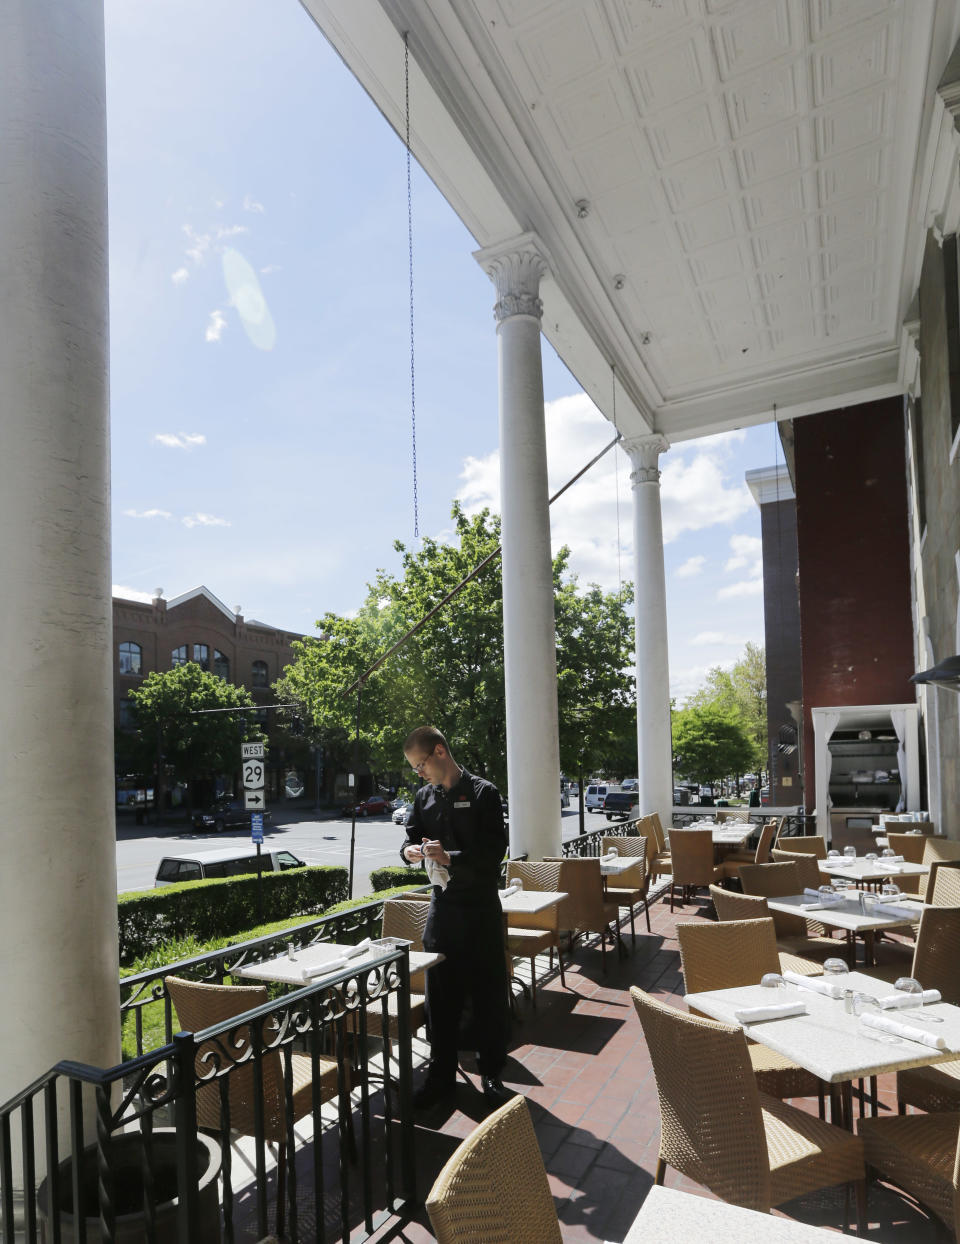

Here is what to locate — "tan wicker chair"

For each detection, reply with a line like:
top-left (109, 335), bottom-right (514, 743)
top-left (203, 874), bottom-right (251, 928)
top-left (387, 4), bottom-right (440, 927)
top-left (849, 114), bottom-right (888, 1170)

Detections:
top-left (678, 918), bottom-right (824, 1110)
top-left (895, 821), bottom-right (937, 836)
top-left (724, 820), bottom-right (778, 868)
top-left (600, 834), bottom-right (651, 942)
top-left (858, 1112), bottom-right (960, 1239)
top-left (667, 829), bottom-right (721, 912)
top-left (740, 862), bottom-right (812, 938)
top-left (363, 899), bottom-right (430, 1037)
top-left (166, 975), bottom-right (345, 1236)
top-left (924, 837), bottom-right (960, 865)
top-left (505, 859), bottom-right (567, 1003)
top-left (551, 856), bottom-right (622, 971)
top-left (927, 860), bottom-right (960, 906)
top-left (707, 886), bottom-right (822, 977)
top-left (773, 835), bottom-right (827, 859)
top-left (884, 832), bottom-right (926, 895)
top-left (640, 812), bottom-right (672, 881)
top-left (630, 987), bottom-right (865, 1221)
top-left (426, 1094), bottom-right (561, 1244)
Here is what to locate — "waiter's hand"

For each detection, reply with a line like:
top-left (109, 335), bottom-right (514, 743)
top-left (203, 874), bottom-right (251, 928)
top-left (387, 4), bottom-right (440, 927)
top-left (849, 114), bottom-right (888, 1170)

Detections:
top-left (403, 842), bottom-right (424, 863)
top-left (421, 839), bottom-right (451, 867)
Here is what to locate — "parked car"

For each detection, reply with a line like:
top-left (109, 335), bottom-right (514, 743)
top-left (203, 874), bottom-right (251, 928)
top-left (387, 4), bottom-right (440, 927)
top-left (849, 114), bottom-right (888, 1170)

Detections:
top-left (350, 795), bottom-right (393, 817)
top-left (585, 783), bottom-right (618, 813)
top-left (392, 800), bottom-right (413, 824)
top-left (155, 847), bottom-right (304, 887)
top-left (603, 789), bottom-right (640, 822)
top-left (620, 778), bottom-right (639, 792)
top-left (191, 797), bottom-right (272, 833)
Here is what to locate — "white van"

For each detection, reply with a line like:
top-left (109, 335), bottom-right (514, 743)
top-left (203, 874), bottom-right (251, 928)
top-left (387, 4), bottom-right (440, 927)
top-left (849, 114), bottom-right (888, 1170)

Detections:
top-left (154, 847), bottom-right (306, 887)
top-left (585, 783), bottom-right (620, 813)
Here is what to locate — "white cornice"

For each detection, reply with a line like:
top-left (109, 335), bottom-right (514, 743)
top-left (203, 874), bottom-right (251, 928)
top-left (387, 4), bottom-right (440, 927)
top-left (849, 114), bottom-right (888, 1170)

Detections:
top-left (165, 585), bottom-right (237, 623)
top-left (746, 465), bottom-right (794, 507)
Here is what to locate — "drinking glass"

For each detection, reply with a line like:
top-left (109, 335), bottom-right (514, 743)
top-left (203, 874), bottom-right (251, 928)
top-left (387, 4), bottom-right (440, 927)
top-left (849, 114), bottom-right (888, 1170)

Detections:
top-left (843, 845), bottom-right (857, 861)
top-left (881, 847), bottom-right (896, 858)
top-left (880, 883), bottom-right (900, 903)
top-left (858, 891), bottom-right (880, 917)
top-left (512, 876), bottom-right (523, 891)
top-left (833, 876), bottom-right (851, 894)
top-left (823, 957), bottom-right (849, 977)
top-left (818, 884), bottom-right (837, 905)
top-left (852, 993), bottom-right (900, 1041)
top-left (760, 972), bottom-right (785, 991)
top-left (894, 976), bottom-right (943, 1023)
top-left (827, 849), bottom-right (841, 863)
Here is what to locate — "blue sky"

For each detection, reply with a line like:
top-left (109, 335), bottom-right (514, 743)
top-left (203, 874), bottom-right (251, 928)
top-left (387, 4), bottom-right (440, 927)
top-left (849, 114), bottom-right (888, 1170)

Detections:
top-left (105, 0), bottom-right (783, 703)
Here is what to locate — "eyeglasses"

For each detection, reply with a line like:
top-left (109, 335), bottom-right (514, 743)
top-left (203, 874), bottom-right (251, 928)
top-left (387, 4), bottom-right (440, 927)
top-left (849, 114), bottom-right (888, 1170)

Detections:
top-left (410, 747), bottom-right (436, 775)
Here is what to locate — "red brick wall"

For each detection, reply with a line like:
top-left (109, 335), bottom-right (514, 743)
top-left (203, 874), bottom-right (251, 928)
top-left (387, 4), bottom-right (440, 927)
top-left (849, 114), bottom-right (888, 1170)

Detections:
top-left (793, 398), bottom-right (915, 810)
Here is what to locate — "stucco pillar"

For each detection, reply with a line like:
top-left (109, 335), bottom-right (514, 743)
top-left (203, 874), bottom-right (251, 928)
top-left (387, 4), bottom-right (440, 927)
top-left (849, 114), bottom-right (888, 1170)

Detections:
top-left (0, 0), bottom-right (120, 1130)
top-left (624, 435), bottom-right (674, 830)
top-left (475, 234), bottom-right (562, 859)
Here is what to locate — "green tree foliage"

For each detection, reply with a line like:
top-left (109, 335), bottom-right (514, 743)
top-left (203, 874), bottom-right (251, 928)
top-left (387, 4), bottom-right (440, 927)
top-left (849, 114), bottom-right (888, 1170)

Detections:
top-left (276, 503), bottom-right (636, 794)
top-left (672, 703), bottom-right (755, 786)
top-left (684, 641), bottom-right (767, 773)
top-left (127, 663), bottom-right (262, 808)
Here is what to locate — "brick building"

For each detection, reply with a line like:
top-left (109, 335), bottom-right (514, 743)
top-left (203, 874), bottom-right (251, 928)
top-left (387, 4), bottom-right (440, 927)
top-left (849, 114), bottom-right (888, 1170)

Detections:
top-left (113, 586), bottom-right (306, 801)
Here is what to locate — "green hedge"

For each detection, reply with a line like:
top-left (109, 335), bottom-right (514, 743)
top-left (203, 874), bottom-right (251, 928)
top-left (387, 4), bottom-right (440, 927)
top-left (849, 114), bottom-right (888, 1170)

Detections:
top-left (117, 865), bottom-right (348, 965)
top-left (369, 864), bottom-right (428, 892)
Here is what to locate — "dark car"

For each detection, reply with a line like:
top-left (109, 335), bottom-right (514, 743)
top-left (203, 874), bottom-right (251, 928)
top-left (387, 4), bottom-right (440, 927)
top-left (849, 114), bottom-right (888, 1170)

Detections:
top-left (191, 797), bottom-right (272, 833)
top-left (603, 789), bottom-right (641, 822)
top-left (350, 795), bottom-right (393, 817)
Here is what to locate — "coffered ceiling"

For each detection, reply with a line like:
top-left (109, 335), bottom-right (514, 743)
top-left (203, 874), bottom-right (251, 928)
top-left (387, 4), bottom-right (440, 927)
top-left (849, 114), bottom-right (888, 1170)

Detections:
top-left (302, 0), bottom-right (958, 441)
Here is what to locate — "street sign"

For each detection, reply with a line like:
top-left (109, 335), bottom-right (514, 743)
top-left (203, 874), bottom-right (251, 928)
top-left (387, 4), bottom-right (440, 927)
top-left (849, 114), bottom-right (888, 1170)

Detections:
top-left (242, 759), bottom-right (265, 790)
top-left (241, 742), bottom-right (265, 760)
top-left (251, 812), bottom-right (264, 843)
top-left (244, 790), bottom-right (265, 810)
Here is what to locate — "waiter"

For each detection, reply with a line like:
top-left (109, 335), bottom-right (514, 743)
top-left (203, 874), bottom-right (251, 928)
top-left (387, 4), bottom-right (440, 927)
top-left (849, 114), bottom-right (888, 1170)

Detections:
top-left (400, 725), bottom-right (512, 1109)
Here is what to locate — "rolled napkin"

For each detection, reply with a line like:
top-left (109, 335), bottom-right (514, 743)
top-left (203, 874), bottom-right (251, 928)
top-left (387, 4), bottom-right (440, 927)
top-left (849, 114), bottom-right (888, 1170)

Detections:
top-left (804, 887), bottom-right (835, 900)
top-left (782, 971), bottom-right (845, 999)
top-left (603, 848), bottom-right (618, 859)
top-left (344, 937), bottom-right (372, 960)
top-left (872, 902), bottom-right (922, 920)
top-left (501, 883), bottom-right (520, 898)
top-left (885, 855), bottom-right (905, 864)
top-left (301, 957), bottom-right (347, 981)
top-left (802, 895), bottom-right (843, 909)
top-left (879, 989), bottom-right (941, 1010)
top-left (425, 856), bottom-right (450, 891)
top-left (860, 1012), bottom-right (947, 1049)
top-left (734, 1002), bottom-right (807, 1023)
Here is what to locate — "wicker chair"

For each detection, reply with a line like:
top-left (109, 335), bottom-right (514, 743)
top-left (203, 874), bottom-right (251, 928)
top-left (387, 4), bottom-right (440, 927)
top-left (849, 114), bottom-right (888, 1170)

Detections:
top-left (774, 835), bottom-right (827, 859)
top-left (927, 860), bottom-right (960, 906)
top-left (707, 886), bottom-right (822, 977)
top-left (550, 856), bottom-right (622, 972)
top-left (166, 975), bottom-right (345, 1236)
top-left (769, 849), bottom-right (827, 890)
top-left (600, 834), bottom-right (651, 942)
top-left (678, 918), bottom-right (825, 1111)
top-left (364, 898), bottom-right (430, 1036)
top-left (885, 832), bottom-right (926, 895)
top-left (667, 829), bottom-right (721, 912)
top-left (504, 859), bottom-right (567, 1004)
top-left (425, 1095), bottom-right (561, 1243)
top-left (738, 862), bottom-right (842, 962)
top-left (630, 987), bottom-right (865, 1222)
top-left (715, 820), bottom-right (779, 883)
top-left (640, 812), bottom-right (672, 882)
top-left (858, 1112), bottom-right (960, 1239)
top-left (924, 837), bottom-right (960, 865)
top-left (894, 821), bottom-right (937, 836)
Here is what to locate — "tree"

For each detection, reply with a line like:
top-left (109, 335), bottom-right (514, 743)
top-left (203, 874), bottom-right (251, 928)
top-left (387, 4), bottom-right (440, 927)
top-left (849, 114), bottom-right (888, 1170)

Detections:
top-left (672, 703), bottom-right (755, 788)
top-left (684, 642), bottom-right (767, 778)
top-left (127, 663), bottom-right (262, 811)
top-left (276, 502), bottom-right (636, 796)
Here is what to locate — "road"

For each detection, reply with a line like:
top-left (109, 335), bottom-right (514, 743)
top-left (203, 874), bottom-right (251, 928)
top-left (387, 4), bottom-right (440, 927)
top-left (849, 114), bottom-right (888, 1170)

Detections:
top-left (116, 805), bottom-right (590, 897)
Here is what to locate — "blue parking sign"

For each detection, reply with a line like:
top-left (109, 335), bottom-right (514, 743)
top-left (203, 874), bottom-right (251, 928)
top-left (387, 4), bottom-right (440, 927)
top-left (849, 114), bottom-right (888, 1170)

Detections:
top-left (251, 812), bottom-right (264, 843)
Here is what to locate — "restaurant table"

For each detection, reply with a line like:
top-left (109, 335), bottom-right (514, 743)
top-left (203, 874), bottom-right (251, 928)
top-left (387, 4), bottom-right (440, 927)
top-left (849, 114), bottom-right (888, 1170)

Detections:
top-left (685, 968), bottom-right (960, 1126)
top-left (685, 820), bottom-right (753, 847)
top-left (765, 892), bottom-right (924, 966)
top-left (234, 940), bottom-right (442, 986)
top-left (498, 888), bottom-right (567, 916)
top-left (820, 858), bottom-right (929, 886)
top-left (615, 1184), bottom-right (841, 1243)
top-left (599, 855), bottom-right (641, 876)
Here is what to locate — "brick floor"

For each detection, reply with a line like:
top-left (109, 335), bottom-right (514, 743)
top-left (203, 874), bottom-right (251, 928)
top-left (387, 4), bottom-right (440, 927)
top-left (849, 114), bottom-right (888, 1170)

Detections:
top-left (364, 889), bottom-right (951, 1243)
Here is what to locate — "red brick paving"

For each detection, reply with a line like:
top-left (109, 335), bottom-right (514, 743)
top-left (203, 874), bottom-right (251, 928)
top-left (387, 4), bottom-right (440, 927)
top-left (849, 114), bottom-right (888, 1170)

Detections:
top-left (369, 889), bottom-right (951, 1243)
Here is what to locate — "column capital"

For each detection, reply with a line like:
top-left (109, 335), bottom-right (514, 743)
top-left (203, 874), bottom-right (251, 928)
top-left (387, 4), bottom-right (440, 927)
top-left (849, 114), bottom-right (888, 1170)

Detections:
top-left (474, 232), bottom-right (550, 324)
top-left (622, 434), bottom-right (670, 485)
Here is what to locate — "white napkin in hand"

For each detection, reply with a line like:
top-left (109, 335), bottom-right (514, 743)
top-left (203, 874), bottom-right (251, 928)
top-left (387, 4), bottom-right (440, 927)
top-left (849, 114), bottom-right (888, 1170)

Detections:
top-left (879, 989), bottom-right (941, 1009)
top-left (425, 856), bottom-right (450, 891)
top-left (860, 1012), bottom-right (946, 1049)
top-left (735, 1001), bottom-right (807, 1023)
top-left (782, 971), bottom-right (845, 999)
top-left (301, 957), bottom-right (347, 980)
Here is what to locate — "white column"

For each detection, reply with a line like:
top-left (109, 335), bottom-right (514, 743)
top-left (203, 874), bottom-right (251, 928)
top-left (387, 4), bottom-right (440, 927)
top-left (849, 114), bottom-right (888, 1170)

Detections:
top-left (624, 435), bottom-right (674, 830)
top-left (475, 234), bottom-right (561, 859)
top-left (0, 0), bottom-right (120, 1125)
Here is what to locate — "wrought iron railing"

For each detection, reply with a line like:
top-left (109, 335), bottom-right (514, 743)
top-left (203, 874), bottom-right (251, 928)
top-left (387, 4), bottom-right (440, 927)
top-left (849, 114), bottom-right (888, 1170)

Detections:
top-left (560, 818), bottom-right (640, 857)
top-left (2, 946), bottom-right (416, 1244)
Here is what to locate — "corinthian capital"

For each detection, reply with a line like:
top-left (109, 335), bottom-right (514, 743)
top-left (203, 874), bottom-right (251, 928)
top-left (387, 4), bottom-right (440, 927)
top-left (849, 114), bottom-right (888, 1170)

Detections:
top-left (623, 434), bottom-right (671, 486)
top-left (474, 233), bottom-right (550, 324)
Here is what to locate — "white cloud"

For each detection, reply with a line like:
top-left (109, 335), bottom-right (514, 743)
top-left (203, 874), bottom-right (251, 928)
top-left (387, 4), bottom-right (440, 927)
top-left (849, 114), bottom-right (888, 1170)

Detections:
top-left (243, 194), bottom-right (265, 214)
top-left (112, 585), bottom-right (156, 602)
top-left (456, 391), bottom-right (755, 592)
top-left (675, 555), bottom-right (706, 579)
top-left (260, 264), bottom-right (281, 275)
top-left (717, 577), bottom-right (764, 599)
top-left (205, 309), bottom-right (227, 342)
top-left (171, 266), bottom-right (189, 285)
top-left (183, 224), bottom-right (212, 266)
top-left (724, 533), bottom-right (762, 573)
top-left (691, 631), bottom-right (744, 646)
top-left (182, 512), bottom-right (230, 529)
top-left (216, 224), bottom-right (248, 240)
top-left (123, 508), bottom-right (172, 520)
top-left (153, 432), bottom-right (206, 450)
top-left (670, 662), bottom-right (720, 704)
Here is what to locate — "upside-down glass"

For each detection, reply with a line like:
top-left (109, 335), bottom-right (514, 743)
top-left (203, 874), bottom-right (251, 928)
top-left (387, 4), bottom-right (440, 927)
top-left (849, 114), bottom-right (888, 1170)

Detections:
top-left (894, 976), bottom-right (943, 1023)
top-left (823, 957), bottom-right (849, 977)
top-left (852, 992), bottom-right (900, 1042)
top-left (843, 845), bottom-right (857, 861)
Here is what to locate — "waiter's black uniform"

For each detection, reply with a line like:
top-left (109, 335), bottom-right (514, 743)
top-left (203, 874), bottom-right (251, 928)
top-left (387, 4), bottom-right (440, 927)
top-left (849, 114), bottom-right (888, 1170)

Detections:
top-left (401, 768), bottom-right (509, 1086)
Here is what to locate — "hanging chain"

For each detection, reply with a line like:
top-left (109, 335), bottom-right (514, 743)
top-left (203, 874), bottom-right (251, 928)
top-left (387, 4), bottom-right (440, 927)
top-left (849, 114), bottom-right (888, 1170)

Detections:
top-left (404, 33), bottom-right (420, 537)
top-left (612, 364), bottom-right (626, 646)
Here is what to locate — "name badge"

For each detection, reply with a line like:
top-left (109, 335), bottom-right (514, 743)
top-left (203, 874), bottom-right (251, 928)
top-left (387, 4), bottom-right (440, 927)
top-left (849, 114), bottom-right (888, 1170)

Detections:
top-left (453, 800), bottom-right (471, 809)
